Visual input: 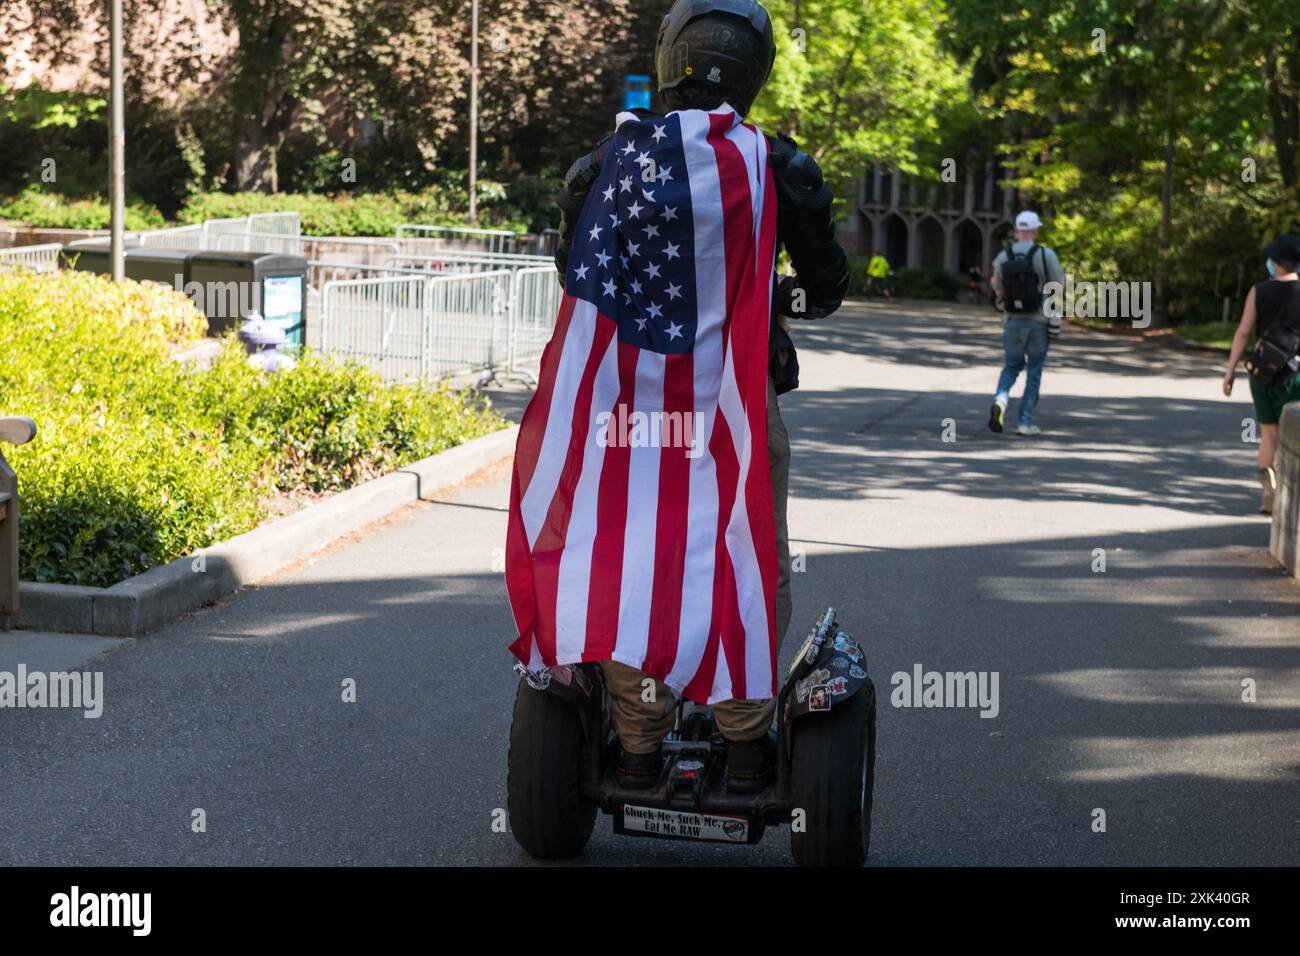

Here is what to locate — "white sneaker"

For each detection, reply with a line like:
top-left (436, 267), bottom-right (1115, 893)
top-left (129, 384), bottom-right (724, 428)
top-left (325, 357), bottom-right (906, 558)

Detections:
top-left (1015, 424), bottom-right (1042, 436)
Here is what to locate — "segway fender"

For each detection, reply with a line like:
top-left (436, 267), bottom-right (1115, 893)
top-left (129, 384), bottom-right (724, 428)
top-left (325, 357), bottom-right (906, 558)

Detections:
top-left (783, 619), bottom-right (871, 722)
top-left (513, 662), bottom-right (597, 705)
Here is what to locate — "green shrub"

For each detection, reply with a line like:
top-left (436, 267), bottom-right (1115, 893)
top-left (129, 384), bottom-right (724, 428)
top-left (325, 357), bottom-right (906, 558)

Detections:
top-left (177, 188), bottom-right (527, 237)
top-left (0, 187), bottom-right (165, 230)
top-left (0, 272), bottom-right (503, 586)
top-left (845, 255), bottom-right (873, 296)
top-left (894, 267), bottom-right (961, 301)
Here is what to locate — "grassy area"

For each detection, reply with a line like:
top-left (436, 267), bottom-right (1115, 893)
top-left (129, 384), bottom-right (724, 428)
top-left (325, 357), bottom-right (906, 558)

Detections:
top-left (1172, 321), bottom-right (1236, 351)
top-left (0, 271), bottom-right (504, 587)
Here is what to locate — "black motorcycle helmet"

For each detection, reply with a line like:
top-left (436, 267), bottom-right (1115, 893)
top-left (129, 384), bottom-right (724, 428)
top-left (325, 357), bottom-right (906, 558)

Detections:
top-left (655, 0), bottom-right (776, 117)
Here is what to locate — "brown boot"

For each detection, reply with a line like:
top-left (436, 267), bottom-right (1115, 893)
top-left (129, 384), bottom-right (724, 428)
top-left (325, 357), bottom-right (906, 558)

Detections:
top-left (616, 746), bottom-right (662, 790)
top-left (725, 733), bottom-right (776, 795)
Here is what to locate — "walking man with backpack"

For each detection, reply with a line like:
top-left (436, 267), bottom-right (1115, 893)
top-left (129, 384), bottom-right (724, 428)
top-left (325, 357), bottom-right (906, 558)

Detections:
top-left (988, 210), bottom-right (1065, 436)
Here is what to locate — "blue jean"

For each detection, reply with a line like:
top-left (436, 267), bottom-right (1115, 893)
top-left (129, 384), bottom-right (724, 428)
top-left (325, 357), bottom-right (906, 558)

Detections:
top-left (994, 317), bottom-right (1050, 427)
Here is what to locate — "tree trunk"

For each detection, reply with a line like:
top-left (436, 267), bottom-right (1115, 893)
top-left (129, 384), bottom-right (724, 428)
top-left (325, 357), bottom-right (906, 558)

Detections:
top-left (1155, 94), bottom-right (1175, 326)
top-left (234, 116), bottom-right (276, 192)
top-left (1263, 39), bottom-right (1300, 189)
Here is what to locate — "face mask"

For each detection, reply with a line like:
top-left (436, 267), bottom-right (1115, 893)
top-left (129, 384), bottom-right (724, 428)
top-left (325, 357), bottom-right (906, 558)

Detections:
top-left (1267, 259), bottom-right (1278, 277)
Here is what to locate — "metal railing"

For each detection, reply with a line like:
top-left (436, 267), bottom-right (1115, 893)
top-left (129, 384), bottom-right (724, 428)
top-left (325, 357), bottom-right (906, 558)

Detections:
top-left (0, 243), bottom-right (62, 273)
top-left (395, 223), bottom-right (521, 255)
top-left (308, 259), bottom-right (439, 289)
top-left (395, 224), bottom-right (561, 257)
top-left (381, 250), bottom-right (552, 276)
top-left (320, 270), bottom-right (513, 382)
top-left (508, 267), bottom-right (563, 375)
top-left (77, 212), bottom-right (305, 253)
top-left (201, 212), bottom-right (302, 251)
top-left (136, 224), bottom-right (205, 250)
top-left (217, 232), bottom-right (396, 261)
top-left (17, 214), bottom-right (563, 384)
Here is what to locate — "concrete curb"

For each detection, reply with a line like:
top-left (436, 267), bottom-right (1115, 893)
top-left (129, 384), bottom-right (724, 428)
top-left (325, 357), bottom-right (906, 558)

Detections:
top-left (17, 424), bottom-right (519, 636)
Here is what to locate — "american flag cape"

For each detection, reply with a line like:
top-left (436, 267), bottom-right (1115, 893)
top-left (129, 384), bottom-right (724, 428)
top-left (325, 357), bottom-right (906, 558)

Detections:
top-left (506, 105), bottom-right (780, 704)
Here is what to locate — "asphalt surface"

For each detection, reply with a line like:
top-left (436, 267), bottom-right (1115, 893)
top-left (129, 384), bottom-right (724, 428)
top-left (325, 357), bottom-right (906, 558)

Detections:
top-left (2, 299), bottom-right (1298, 866)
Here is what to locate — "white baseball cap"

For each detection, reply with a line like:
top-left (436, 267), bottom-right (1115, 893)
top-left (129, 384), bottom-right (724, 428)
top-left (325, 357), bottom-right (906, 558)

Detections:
top-left (1015, 210), bottom-right (1043, 230)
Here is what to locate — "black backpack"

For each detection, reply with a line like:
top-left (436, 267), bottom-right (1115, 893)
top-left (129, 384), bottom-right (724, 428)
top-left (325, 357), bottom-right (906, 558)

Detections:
top-left (1000, 244), bottom-right (1045, 313)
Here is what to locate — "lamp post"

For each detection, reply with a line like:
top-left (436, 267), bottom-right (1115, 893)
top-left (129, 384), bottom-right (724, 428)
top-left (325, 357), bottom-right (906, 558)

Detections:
top-left (468, 0), bottom-right (479, 225)
top-left (109, 0), bottom-right (125, 280)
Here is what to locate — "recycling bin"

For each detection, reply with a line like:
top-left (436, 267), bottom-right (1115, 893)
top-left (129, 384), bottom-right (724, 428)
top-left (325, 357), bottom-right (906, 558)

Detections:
top-left (65, 245), bottom-right (308, 346)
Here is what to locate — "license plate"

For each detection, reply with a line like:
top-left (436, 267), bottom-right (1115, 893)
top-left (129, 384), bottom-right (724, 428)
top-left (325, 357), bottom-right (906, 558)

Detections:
top-left (616, 805), bottom-right (750, 844)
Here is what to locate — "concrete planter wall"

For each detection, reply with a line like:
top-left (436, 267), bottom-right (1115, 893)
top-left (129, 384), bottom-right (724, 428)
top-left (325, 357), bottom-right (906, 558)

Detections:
top-left (17, 425), bottom-right (518, 636)
top-left (1270, 403), bottom-right (1300, 580)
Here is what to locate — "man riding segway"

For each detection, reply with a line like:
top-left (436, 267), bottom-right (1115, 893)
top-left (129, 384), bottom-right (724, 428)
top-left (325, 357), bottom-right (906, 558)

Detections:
top-left (503, 0), bottom-right (872, 866)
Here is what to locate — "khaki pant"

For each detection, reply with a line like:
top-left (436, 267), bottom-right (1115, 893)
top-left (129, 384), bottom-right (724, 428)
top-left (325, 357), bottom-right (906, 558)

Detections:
top-left (602, 379), bottom-right (791, 753)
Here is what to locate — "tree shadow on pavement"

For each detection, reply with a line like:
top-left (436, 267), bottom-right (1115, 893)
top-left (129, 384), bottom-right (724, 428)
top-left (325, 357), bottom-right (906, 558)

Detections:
top-left (1, 515), bottom-right (1296, 868)
top-left (782, 387), bottom-right (1260, 520)
top-left (797, 299), bottom-right (1227, 382)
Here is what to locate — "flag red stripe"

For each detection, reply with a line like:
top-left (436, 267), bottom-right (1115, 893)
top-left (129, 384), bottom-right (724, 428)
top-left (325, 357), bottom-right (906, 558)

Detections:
top-left (641, 350), bottom-right (694, 676)
top-left (531, 315), bottom-right (617, 665)
top-left (506, 293), bottom-right (578, 658)
top-left (582, 340), bottom-right (639, 661)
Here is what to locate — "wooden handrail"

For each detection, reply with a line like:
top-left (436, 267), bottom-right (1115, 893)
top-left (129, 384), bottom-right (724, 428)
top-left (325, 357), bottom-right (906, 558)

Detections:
top-left (0, 416), bottom-right (37, 446)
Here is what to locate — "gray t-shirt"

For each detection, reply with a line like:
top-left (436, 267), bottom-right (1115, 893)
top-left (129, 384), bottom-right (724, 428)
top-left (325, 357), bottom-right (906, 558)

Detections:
top-left (992, 240), bottom-right (1064, 325)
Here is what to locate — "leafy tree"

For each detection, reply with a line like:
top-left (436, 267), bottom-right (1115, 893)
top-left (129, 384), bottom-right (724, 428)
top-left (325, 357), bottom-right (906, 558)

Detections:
top-left (750, 0), bottom-right (969, 191)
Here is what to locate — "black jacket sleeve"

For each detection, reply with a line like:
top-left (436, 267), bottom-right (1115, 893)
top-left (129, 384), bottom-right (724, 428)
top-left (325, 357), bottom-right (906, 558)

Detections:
top-left (554, 136), bottom-right (614, 283)
top-left (768, 133), bottom-right (849, 320)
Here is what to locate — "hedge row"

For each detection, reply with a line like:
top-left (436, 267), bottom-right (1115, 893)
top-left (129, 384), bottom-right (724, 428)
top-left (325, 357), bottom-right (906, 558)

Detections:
top-left (844, 255), bottom-right (963, 301)
top-left (0, 271), bottom-right (503, 587)
top-left (0, 186), bottom-right (534, 237)
top-left (0, 187), bottom-right (166, 231)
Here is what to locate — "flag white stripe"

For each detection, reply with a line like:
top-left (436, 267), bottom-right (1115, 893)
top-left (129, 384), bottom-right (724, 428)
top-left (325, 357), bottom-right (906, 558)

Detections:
top-left (520, 298), bottom-right (597, 548)
top-left (612, 350), bottom-right (664, 669)
top-left (553, 329), bottom-right (621, 661)
top-left (666, 108), bottom-right (727, 694)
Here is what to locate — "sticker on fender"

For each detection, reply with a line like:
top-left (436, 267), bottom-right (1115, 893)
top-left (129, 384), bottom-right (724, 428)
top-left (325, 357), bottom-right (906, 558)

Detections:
top-left (617, 805), bottom-right (750, 843)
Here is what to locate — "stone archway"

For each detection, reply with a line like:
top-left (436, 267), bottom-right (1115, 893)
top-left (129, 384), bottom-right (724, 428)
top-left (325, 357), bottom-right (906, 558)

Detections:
top-left (882, 213), bottom-right (908, 269)
top-left (956, 219), bottom-right (985, 273)
top-left (918, 216), bottom-right (945, 270)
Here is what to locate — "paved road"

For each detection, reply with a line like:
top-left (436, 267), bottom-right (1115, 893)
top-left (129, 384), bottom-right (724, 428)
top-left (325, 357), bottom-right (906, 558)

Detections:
top-left (3, 300), bottom-right (1298, 866)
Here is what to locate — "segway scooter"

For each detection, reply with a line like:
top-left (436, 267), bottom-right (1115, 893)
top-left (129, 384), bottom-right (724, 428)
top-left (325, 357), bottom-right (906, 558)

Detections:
top-left (506, 607), bottom-right (876, 866)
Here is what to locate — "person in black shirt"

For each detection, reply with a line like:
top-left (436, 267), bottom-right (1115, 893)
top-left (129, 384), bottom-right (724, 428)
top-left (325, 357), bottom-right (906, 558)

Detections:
top-left (1223, 234), bottom-right (1300, 513)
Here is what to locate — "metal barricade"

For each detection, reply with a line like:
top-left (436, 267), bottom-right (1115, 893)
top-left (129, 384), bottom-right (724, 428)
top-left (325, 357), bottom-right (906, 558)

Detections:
top-left (396, 223), bottom-right (520, 255)
top-left (320, 276), bottom-right (429, 383)
top-left (246, 211), bottom-right (302, 238)
top-left (508, 266), bottom-right (563, 375)
top-left (0, 243), bottom-right (62, 273)
top-left (216, 234), bottom-right (399, 291)
top-left (319, 270), bottom-right (512, 382)
top-left (424, 270), bottom-right (512, 380)
top-left (136, 224), bottom-right (206, 250)
top-left (200, 212), bottom-right (302, 251)
top-left (381, 250), bottom-right (552, 276)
